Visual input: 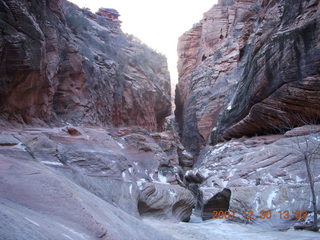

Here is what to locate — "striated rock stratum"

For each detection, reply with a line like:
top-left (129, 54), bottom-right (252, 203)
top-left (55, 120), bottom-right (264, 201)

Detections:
top-left (0, 0), bottom-right (171, 131)
top-left (176, 0), bottom-right (320, 154)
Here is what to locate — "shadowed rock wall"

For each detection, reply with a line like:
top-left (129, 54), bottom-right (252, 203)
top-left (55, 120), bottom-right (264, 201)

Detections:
top-left (176, 0), bottom-right (320, 154)
top-left (0, 0), bottom-right (171, 131)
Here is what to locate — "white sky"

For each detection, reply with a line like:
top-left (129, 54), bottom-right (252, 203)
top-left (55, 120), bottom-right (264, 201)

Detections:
top-left (69, 0), bottom-right (218, 85)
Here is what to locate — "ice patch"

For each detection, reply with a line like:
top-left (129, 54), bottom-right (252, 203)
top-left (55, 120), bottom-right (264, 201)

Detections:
top-left (41, 161), bottom-right (63, 166)
top-left (24, 217), bottom-right (40, 226)
top-left (222, 180), bottom-right (228, 188)
top-left (63, 234), bottom-right (74, 240)
top-left (208, 143), bottom-right (233, 156)
top-left (137, 179), bottom-right (146, 190)
top-left (295, 175), bottom-right (304, 183)
top-left (262, 173), bottom-right (274, 183)
top-left (169, 189), bottom-right (177, 198)
top-left (158, 173), bottom-right (167, 184)
top-left (182, 150), bottom-right (193, 158)
top-left (58, 223), bottom-right (87, 239)
top-left (13, 142), bottom-right (26, 150)
top-left (122, 172), bottom-right (126, 179)
top-left (226, 94), bottom-right (236, 111)
top-left (267, 189), bottom-right (278, 208)
top-left (129, 184), bottom-right (133, 195)
top-left (128, 167), bottom-right (133, 174)
top-left (116, 141), bottom-right (125, 149)
top-left (149, 173), bottom-right (155, 181)
top-left (199, 168), bottom-right (211, 178)
top-left (312, 135), bottom-right (320, 141)
top-left (228, 169), bottom-right (236, 178)
top-left (253, 192), bottom-right (261, 212)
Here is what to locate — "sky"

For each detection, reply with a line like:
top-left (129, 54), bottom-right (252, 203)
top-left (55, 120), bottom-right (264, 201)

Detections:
top-left (69, 0), bottom-right (218, 85)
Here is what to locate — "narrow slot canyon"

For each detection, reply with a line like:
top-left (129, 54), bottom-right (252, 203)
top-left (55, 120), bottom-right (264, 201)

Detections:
top-left (0, 0), bottom-right (319, 239)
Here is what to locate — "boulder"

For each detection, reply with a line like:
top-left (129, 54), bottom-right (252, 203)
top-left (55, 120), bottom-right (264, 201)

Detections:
top-left (138, 183), bottom-right (195, 222)
top-left (202, 188), bottom-right (231, 220)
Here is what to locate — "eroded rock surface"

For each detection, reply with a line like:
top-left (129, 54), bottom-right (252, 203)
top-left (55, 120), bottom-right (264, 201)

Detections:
top-left (138, 183), bottom-right (195, 222)
top-left (190, 126), bottom-right (320, 228)
top-left (0, 155), bottom-right (177, 240)
top-left (0, 0), bottom-right (171, 131)
top-left (201, 188), bottom-right (231, 220)
top-left (176, 0), bottom-right (320, 154)
top-left (0, 125), bottom-right (195, 238)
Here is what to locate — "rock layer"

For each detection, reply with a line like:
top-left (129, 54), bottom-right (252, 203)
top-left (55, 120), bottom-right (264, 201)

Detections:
top-left (191, 126), bottom-right (320, 227)
top-left (176, 0), bottom-right (320, 153)
top-left (0, 0), bottom-right (171, 131)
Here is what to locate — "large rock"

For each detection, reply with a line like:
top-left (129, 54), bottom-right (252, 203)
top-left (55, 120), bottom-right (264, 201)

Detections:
top-left (138, 182), bottom-right (195, 222)
top-left (175, 0), bottom-right (320, 153)
top-left (0, 155), bottom-right (177, 240)
top-left (0, 0), bottom-right (171, 131)
top-left (202, 188), bottom-right (231, 221)
top-left (193, 126), bottom-right (320, 228)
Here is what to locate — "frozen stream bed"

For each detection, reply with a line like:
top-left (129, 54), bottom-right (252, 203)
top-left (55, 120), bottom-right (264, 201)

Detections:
top-left (143, 217), bottom-right (320, 240)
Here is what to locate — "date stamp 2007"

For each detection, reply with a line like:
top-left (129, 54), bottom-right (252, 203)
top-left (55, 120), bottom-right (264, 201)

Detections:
top-left (212, 210), bottom-right (308, 220)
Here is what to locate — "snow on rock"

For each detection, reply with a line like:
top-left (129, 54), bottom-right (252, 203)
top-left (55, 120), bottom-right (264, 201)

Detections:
top-left (158, 173), bottom-right (168, 184)
top-left (267, 189), bottom-right (278, 209)
top-left (41, 161), bottom-right (64, 166)
top-left (194, 131), bottom-right (320, 228)
top-left (116, 141), bottom-right (125, 149)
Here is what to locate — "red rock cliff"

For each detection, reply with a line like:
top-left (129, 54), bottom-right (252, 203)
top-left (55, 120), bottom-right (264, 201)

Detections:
top-left (0, 0), bottom-right (171, 131)
top-left (176, 0), bottom-right (320, 154)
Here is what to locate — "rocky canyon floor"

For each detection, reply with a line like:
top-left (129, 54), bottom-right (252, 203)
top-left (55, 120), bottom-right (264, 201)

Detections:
top-left (0, 125), bottom-right (319, 239)
top-left (143, 218), bottom-right (320, 240)
top-left (0, 0), bottom-right (319, 239)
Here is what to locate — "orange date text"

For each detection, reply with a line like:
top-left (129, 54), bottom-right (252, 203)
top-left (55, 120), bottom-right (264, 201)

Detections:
top-left (212, 210), bottom-right (308, 220)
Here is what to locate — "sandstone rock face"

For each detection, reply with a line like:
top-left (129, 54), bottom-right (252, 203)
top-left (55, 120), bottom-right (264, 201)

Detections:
top-left (0, 0), bottom-right (171, 131)
top-left (176, 0), bottom-right (320, 153)
top-left (190, 126), bottom-right (320, 228)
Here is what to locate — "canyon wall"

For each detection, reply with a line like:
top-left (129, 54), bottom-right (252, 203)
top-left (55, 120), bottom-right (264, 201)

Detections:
top-left (176, 0), bottom-right (320, 154)
top-left (0, 1), bottom-right (195, 239)
top-left (176, 0), bottom-right (320, 228)
top-left (0, 0), bottom-right (171, 131)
